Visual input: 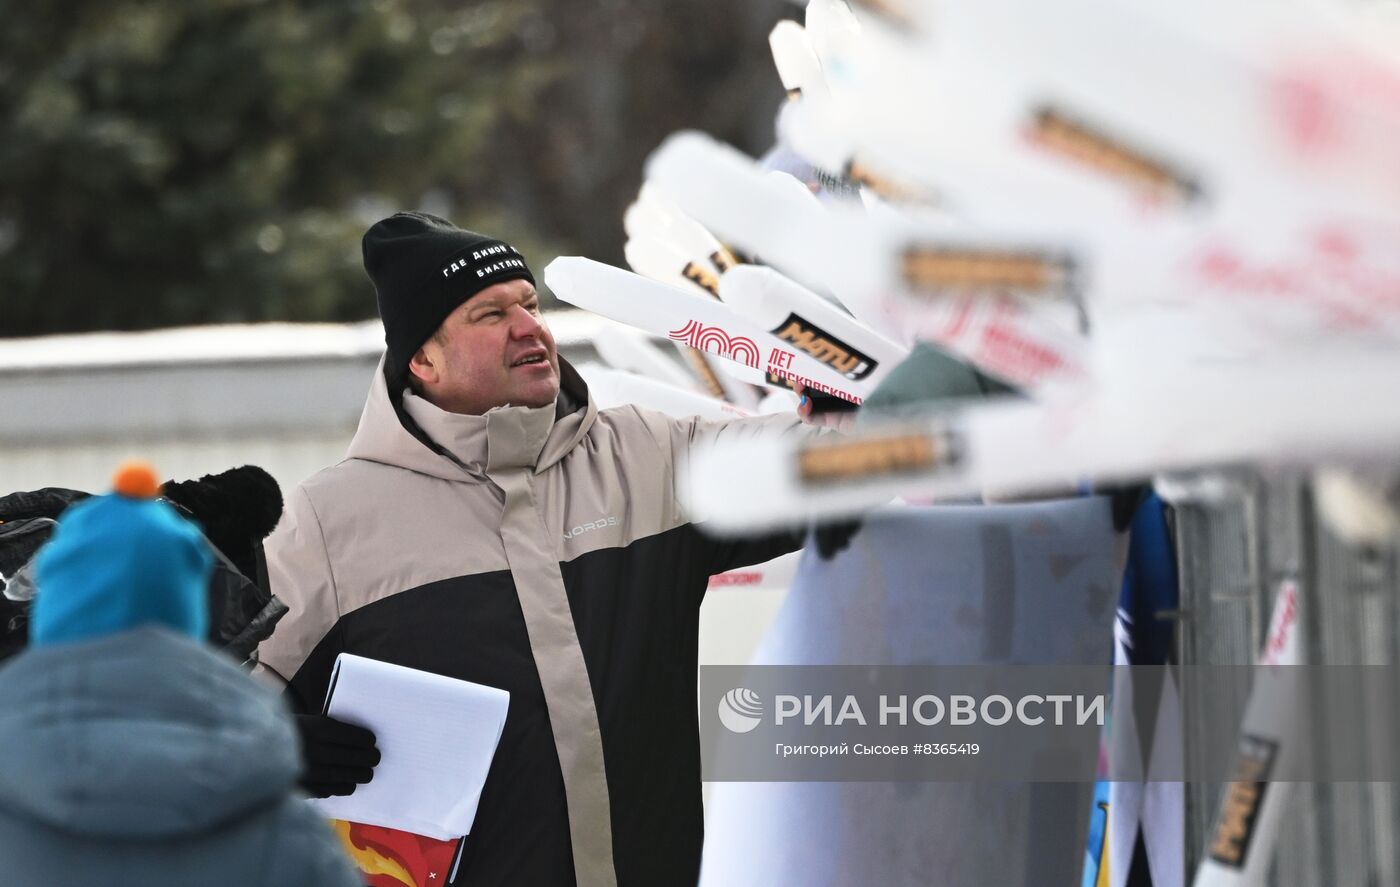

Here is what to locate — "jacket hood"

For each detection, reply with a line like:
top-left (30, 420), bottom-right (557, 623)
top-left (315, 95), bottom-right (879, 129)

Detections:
top-left (0, 627), bottom-right (299, 838)
top-left (345, 355), bottom-right (597, 482)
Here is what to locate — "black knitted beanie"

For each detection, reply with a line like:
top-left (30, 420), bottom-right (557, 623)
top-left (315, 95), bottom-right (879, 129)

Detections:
top-left (362, 212), bottom-right (535, 382)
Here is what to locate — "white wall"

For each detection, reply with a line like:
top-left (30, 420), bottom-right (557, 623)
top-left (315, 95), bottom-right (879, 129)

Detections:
top-left (0, 313), bottom-right (789, 668)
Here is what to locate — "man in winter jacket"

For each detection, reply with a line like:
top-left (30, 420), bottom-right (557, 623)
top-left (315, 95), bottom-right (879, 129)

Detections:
top-left (0, 462), bottom-right (360, 887)
top-left (257, 212), bottom-right (816, 887)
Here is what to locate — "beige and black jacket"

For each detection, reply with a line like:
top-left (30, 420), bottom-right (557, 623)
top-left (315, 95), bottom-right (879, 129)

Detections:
top-left (258, 359), bottom-right (808, 887)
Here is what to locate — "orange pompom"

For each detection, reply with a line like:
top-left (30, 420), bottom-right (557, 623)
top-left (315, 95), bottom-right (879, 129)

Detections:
top-left (112, 460), bottom-right (162, 499)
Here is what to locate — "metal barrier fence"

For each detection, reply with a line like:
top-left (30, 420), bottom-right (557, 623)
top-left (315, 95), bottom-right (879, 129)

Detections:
top-left (1168, 472), bottom-right (1400, 886)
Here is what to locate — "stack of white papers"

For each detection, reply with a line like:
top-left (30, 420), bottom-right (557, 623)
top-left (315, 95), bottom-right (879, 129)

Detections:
top-left (309, 653), bottom-right (510, 840)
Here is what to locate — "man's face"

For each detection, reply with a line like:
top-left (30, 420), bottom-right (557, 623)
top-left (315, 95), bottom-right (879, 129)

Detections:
top-left (408, 278), bottom-right (560, 415)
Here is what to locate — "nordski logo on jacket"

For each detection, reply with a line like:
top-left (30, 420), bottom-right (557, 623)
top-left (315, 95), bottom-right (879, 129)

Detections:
top-left (563, 516), bottom-right (620, 540)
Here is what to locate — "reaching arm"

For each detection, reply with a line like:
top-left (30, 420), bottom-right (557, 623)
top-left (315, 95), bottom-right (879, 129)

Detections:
top-left (665, 406), bottom-right (829, 574)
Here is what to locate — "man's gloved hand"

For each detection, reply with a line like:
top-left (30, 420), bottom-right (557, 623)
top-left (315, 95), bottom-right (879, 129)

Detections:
top-left (1108, 485), bottom-right (1150, 533)
top-left (294, 714), bottom-right (380, 798)
top-left (796, 388), bottom-right (860, 432)
top-left (813, 519), bottom-right (863, 561)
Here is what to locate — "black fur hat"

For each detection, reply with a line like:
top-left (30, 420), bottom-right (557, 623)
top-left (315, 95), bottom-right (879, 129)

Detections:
top-left (161, 465), bottom-right (283, 582)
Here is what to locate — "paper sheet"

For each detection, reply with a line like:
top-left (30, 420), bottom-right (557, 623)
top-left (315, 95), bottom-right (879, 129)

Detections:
top-left (309, 653), bottom-right (510, 840)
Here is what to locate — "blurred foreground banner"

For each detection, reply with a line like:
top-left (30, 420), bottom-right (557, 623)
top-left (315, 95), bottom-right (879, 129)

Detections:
top-left (700, 497), bottom-right (1118, 887)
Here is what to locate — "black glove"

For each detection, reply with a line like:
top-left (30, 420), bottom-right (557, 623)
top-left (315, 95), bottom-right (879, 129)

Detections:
top-left (1108, 485), bottom-right (1150, 533)
top-left (813, 519), bottom-right (863, 561)
top-left (294, 714), bottom-right (380, 798)
top-left (804, 390), bottom-right (861, 415)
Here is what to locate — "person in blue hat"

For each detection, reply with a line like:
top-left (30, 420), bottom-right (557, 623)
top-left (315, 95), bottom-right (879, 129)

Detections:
top-left (0, 461), bottom-right (361, 886)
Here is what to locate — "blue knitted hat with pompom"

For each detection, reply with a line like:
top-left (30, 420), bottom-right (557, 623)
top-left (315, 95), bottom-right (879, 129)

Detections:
top-left (31, 462), bottom-right (212, 647)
